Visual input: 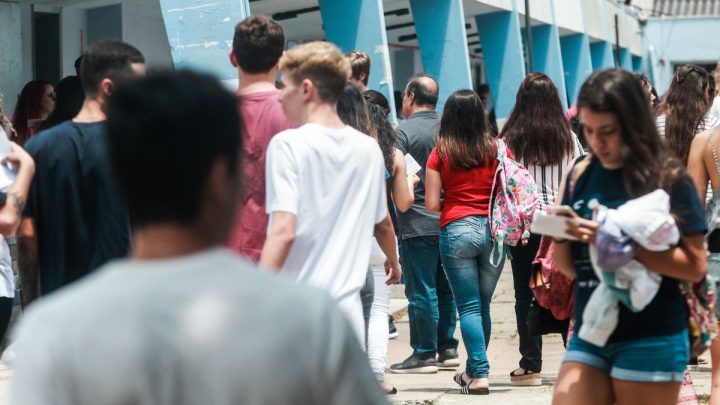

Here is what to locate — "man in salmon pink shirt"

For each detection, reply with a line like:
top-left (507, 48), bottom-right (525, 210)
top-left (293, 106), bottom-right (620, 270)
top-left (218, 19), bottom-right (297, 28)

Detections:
top-left (227, 16), bottom-right (293, 261)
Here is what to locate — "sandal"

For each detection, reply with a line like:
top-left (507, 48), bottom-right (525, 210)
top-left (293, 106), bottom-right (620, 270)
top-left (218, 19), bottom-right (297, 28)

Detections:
top-left (453, 372), bottom-right (467, 387)
top-left (510, 368), bottom-right (542, 387)
top-left (460, 385), bottom-right (490, 395)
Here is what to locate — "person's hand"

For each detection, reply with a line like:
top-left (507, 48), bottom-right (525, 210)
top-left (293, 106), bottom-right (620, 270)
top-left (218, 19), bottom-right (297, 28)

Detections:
top-left (564, 217), bottom-right (599, 245)
top-left (3, 142), bottom-right (35, 174)
top-left (407, 174), bottom-right (420, 190)
top-left (384, 259), bottom-right (402, 285)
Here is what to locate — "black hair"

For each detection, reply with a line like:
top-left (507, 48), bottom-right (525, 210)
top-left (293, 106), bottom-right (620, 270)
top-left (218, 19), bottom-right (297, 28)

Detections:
top-left (106, 70), bottom-right (241, 226)
top-left (337, 83), bottom-right (374, 136)
top-left (74, 55), bottom-right (83, 77)
top-left (500, 72), bottom-right (574, 166)
top-left (38, 76), bottom-right (85, 131)
top-left (81, 40), bottom-right (145, 98)
top-left (578, 69), bottom-right (677, 197)
top-left (363, 90), bottom-right (395, 172)
top-left (232, 15), bottom-right (285, 74)
top-left (438, 89), bottom-right (494, 169)
top-left (406, 73), bottom-right (438, 107)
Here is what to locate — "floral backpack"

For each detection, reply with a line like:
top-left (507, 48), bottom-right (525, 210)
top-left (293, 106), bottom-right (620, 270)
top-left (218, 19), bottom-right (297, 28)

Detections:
top-left (488, 140), bottom-right (539, 266)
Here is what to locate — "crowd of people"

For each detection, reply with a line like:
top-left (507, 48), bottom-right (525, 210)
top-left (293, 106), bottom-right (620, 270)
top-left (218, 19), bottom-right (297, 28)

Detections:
top-left (0, 13), bottom-right (720, 405)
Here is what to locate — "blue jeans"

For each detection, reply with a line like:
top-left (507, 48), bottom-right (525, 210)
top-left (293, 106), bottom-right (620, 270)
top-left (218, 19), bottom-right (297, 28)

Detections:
top-left (400, 235), bottom-right (458, 357)
top-left (440, 216), bottom-right (504, 378)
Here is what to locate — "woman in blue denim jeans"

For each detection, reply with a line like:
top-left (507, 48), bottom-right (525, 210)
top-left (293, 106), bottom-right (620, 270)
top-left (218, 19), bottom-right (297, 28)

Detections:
top-left (425, 90), bottom-right (505, 395)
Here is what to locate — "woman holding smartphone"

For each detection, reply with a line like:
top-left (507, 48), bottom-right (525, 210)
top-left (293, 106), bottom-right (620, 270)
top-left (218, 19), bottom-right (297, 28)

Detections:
top-left (551, 69), bottom-right (707, 405)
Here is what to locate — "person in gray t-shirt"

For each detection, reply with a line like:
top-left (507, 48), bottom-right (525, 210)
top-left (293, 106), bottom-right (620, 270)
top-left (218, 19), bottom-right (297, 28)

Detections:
top-left (390, 74), bottom-right (459, 374)
top-left (11, 70), bottom-right (387, 405)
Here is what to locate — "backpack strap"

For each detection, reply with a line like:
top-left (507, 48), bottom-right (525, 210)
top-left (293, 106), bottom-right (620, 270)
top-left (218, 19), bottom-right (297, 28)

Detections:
top-left (488, 139), bottom-right (512, 267)
top-left (567, 154), bottom-right (591, 199)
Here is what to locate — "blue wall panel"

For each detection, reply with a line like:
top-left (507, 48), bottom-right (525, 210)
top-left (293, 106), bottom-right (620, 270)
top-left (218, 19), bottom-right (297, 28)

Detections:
top-left (526, 24), bottom-right (568, 110)
top-left (590, 41), bottom-right (615, 70)
top-left (560, 33), bottom-right (593, 105)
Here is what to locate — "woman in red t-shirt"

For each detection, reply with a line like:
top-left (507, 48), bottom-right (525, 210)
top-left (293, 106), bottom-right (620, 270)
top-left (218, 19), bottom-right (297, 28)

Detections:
top-left (425, 89), bottom-right (502, 395)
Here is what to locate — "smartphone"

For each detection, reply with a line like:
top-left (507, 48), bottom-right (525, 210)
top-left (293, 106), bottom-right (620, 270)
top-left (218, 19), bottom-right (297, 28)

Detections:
top-left (547, 205), bottom-right (575, 217)
top-left (530, 214), bottom-right (579, 241)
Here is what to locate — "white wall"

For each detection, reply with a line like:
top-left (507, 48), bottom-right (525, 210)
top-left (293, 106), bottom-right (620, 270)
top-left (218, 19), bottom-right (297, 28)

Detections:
top-left (0, 3), bottom-right (24, 115)
top-left (583, 0), bottom-right (610, 41)
top-left (120, 0), bottom-right (172, 68)
top-left (61, 7), bottom-right (88, 77)
top-left (554, 0), bottom-right (585, 33)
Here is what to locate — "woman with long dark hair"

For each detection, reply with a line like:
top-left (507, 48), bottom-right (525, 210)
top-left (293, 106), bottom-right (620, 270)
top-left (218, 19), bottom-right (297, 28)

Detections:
top-left (657, 64), bottom-right (719, 165)
top-left (425, 89), bottom-right (503, 394)
top-left (552, 69), bottom-right (707, 405)
top-left (337, 84), bottom-right (409, 395)
top-left (500, 72), bottom-right (583, 386)
top-left (12, 80), bottom-right (55, 145)
top-left (38, 76), bottom-right (84, 131)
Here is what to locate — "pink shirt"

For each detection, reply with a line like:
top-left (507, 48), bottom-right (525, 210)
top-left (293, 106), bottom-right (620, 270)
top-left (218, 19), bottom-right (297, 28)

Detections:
top-left (227, 89), bottom-right (293, 261)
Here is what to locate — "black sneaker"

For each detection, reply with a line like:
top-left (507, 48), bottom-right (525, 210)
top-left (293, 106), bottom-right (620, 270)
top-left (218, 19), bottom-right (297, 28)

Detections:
top-left (388, 316), bottom-right (398, 340)
top-left (389, 354), bottom-right (438, 374)
top-left (437, 348), bottom-right (460, 368)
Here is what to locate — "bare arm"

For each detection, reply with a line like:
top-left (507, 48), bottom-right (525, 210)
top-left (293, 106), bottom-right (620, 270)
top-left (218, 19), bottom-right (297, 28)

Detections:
top-left (390, 149), bottom-right (415, 213)
top-left (259, 212), bottom-right (296, 271)
top-left (18, 218), bottom-right (39, 307)
top-left (424, 168), bottom-right (442, 214)
top-left (0, 143), bottom-right (35, 235)
top-left (687, 130), bottom-right (710, 208)
top-left (374, 214), bottom-right (401, 285)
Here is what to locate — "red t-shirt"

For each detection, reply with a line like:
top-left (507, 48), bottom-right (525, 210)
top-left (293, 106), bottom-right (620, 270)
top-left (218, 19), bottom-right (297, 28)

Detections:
top-left (426, 146), bottom-right (503, 228)
top-left (227, 89), bottom-right (293, 261)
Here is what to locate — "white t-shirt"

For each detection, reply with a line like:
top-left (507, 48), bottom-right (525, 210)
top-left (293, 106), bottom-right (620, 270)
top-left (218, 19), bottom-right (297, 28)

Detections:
top-left (710, 96), bottom-right (720, 121)
top-left (656, 113), bottom-right (720, 139)
top-left (11, 249), bottom-right (387, 405)
top-left (265, 124), bottom-right (387, 340)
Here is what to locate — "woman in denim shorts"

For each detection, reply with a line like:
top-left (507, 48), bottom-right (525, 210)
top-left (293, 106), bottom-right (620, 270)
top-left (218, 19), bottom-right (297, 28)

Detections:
top-left (551, 69), bottom-right (708, 405)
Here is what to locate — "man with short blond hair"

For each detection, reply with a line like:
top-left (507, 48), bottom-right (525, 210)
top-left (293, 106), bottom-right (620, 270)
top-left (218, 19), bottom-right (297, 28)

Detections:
top-left (345, 50), bottom-right (371, 92)
top-left (260, 42), bottom-right (401, 344)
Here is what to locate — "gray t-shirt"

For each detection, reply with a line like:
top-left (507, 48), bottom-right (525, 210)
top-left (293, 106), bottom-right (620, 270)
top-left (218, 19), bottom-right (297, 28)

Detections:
top-left (11, 248), bottom-right (387, 405)
top-left (395, 110), bottom-right (441, 239)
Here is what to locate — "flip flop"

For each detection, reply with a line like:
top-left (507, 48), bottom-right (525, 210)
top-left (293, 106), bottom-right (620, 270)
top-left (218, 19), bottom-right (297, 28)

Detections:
top-left (460, 385), bottom-right (489, 395)
top-left (453, 372), bottom-right (467, 387)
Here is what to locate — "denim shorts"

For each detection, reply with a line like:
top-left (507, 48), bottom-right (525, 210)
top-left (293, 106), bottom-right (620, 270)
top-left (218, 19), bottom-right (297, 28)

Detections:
top-left (564, 329), bottom-right (689, 383)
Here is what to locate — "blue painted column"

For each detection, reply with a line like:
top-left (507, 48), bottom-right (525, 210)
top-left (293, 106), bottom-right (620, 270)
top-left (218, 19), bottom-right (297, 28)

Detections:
top-left (158, 0), bottom-right (250, 84)
top-left (319, 0), bottom-right (397, 120)
top-left (620, 48), bottom-right (633, 71)
top-left (590, 41), bottom-right (615, 70)
top-left (527, 24), bottom-right (568, 110)
top-left (476, 10), bottom-right (526, 119)
top-left (409, 0), bottom-right (472, 112)
top-left (560, 34), bottom-right (593, 105)
top-left (632, 55), bottom-right (643, 72)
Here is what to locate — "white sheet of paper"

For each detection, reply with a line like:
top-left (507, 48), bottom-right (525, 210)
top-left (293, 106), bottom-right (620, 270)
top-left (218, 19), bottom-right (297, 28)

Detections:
top-left (404, 153), bottom-right (421, 177)
top-left (530, 213), bottom-right (579, 241)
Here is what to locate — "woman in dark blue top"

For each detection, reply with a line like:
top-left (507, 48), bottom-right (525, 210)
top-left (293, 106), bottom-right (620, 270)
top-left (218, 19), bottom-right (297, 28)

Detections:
top-left (551, 70), bottom-right (707, 405)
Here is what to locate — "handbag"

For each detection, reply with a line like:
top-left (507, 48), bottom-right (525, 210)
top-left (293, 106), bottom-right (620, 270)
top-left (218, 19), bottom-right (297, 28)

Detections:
top-left (530, 235), bottom-right (574, 320)
top-left (680, 277), bottom-right (717, 358)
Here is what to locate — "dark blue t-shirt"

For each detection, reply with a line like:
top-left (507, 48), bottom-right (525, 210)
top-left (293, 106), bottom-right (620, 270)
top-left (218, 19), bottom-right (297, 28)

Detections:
top-left (562, 157), bottom-right (706, 342)
top-left (24, 121), bottom-right (130, 295)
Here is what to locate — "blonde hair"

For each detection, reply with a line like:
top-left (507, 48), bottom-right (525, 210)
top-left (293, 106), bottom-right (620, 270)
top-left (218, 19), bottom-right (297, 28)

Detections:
top-left (345, 51), bottom-right (371, 86)
top-left (714, 60), bottom-right (720, 93)
top-left (279, 41), bottom-right (351, 103)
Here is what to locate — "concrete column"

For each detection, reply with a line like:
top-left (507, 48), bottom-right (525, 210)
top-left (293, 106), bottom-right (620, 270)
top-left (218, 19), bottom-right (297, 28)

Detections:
top-left (475, 10), bottom-right (526, 119)
top-left (560, 34), bottom-right (593, 105)
top-left (319, 0), bottom-right (397, 120)
top-left (620, 48), bottom-right (633, 71)
top-left (158, 0), bottom-right (250, 85)
top-left (527, 24), bottom-right (568, 110)
top-left (409, 0), bottom-right (473, 112)
top-left (590, 41), bottom-right (615, 70)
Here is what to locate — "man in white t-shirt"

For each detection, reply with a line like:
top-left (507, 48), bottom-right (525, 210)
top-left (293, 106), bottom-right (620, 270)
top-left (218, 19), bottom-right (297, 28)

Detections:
top-left (11, 70), bottom-right (388, 405)
top-left (260, 41), bottom-right (401, 344)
